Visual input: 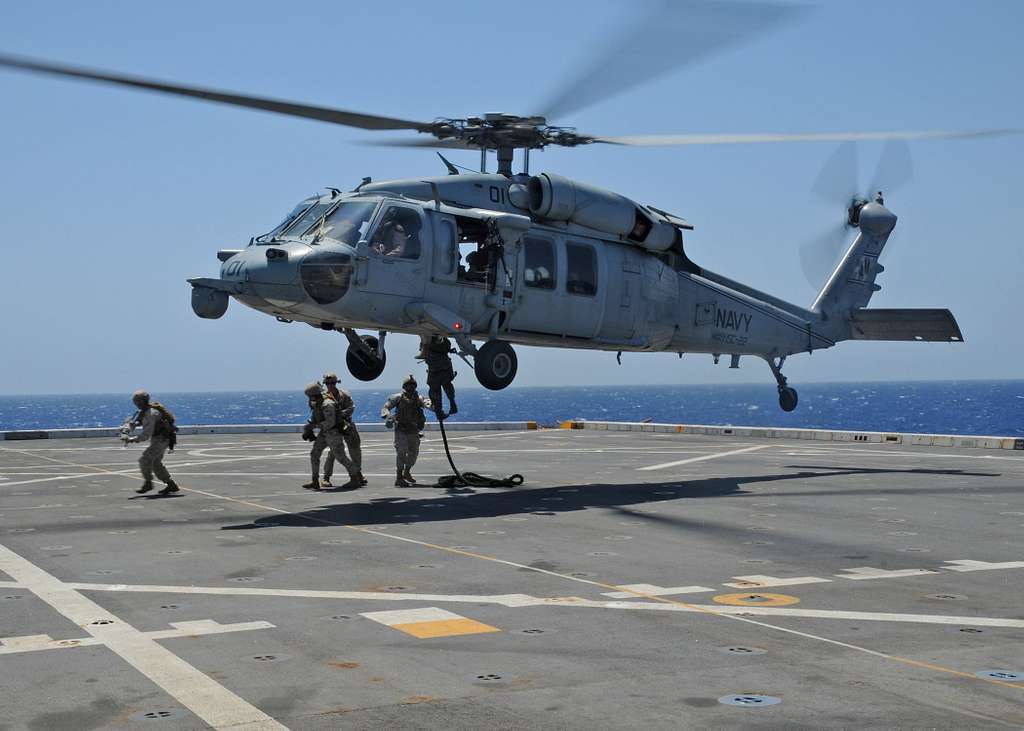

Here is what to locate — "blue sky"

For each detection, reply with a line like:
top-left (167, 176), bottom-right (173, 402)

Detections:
top-left (0, 1), bottom-right (1021, 395)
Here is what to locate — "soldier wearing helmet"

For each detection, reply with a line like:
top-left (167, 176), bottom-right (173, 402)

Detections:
top-left (302, 381), bottom-right (359, 491)
top-left (417, 334), bottom-right (458, 420)
top-left (380, 375), bottom-right (431, 486)
top-left (319, 372), bottom-right (365, 487)
top-left (126, 390), bottom-right (179, 496)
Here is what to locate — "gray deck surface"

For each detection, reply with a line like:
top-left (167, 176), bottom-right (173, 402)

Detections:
top-left (1, 429), bottom-right (1022, 729)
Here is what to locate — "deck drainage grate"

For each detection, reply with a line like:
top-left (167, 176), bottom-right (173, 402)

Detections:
top-left (719, 694), bottom-right (780, 707)
top-left (926, 594), bottom-right (966, 601)
top-left (328, 615), bottom-right (352, 621)
top-left (229, 576), bottom-right (264, 583)
top-left (164, 550), bottom-right (190, 555)
top-left (90, 619), bottom-right (114, 626)
top-left (160, 605), bottom-right (181, 610)
top-left (2, 595), bottom-right (24, 600)
top-left (475, 674), bottom-right (503, 682)
top-left (252, 654), bottom-right (285, 662)
top-left (87, 569), bottom-right (121, 576)
top-left (975, 670), bottom-right (1022, 681)
top-left (518, 629), bottom-right (546, 635)
top-left (720, 646), bottom-right (766, 655)
top-left (958, 627), bottom-right (985, 634)
top-left (131, 709), bottom-right (188, 722)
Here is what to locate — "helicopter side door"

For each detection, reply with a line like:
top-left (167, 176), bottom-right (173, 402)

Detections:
top-left (509, 234), bottom-right (560, 334)
top-left (357, 203), bottom-right (429, 300)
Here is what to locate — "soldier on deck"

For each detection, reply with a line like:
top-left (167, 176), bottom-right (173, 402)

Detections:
top-left (321, 372), bottom-right (366, 487)
top-left (126, 390), bottom-right (180, 496)
top-left (381, 375), bottom-right (431, 486)
top-left (302, 382), bottom-right (360, 491)
top-left (417, 334), bottom-right (458, 419)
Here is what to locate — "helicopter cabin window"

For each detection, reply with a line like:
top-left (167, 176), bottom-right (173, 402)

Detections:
top-left (370, 206), bottom-right (422, 260)
top-left (566, 242), bottom-right (597, 296)
top-left (455, 215), bottom-right (490, 285)
top-left (523, 237), bottom-right (555, 290)
top-left (319, 201), bottom-right (377, 245)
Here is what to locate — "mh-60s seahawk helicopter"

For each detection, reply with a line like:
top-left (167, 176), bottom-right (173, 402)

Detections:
top-left (2, 2), bottom-right (1014, 411)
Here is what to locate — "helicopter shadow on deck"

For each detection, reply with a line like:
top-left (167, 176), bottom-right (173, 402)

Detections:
top-left (220, 464), bottom-right (1000, 535)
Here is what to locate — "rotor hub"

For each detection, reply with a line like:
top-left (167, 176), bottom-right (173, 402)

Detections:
top-left (426, 114), bottom-right (593, 151)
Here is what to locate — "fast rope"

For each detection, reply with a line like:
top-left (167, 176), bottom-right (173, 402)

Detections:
top-left (434, 415), bottom-right (524, 489)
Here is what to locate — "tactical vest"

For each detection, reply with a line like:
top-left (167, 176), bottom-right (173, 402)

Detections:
top-left (394, 393), bottom-right (425, 433)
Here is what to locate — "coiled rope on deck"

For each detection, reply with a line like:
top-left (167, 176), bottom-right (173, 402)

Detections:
top-left (434, 417), bottom-right (524, 489)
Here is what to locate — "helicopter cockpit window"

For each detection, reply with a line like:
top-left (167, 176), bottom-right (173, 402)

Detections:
top-left (255, 198), bottom-right (317, 244)
top-left (523, 237), bottom-right (555, 290)
top-left (281, 200), bottom-right (333, 238)
top-left (370, 206), bottom-right (422, 260)
top-left (566, 242), bottom-right (597, 296)
top-left (319, 201), bottom-right (377, 245)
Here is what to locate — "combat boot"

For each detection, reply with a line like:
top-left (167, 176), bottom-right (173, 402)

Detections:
top-left (340, 472), bottom-right (361, 490)
top-left (135, 480), bottom-right (154, 494)
top-left (403, 468), bottom-right (416, 484)
top-left (448, 403), bottom-right (458, 416)
top-left (302, 478), bottom-right (321, 491)
top-left (158, 481), bottom-right (180, 496)
top-left (358, 472), bottom-right (368, 486)
top-left (395, 470), bottom-right (410, 487)
top-left (321, 477), bottom-right (333, 488)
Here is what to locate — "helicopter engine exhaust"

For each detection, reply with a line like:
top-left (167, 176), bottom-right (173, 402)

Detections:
top-left (191, 285), bottom-right (229, 319)
top-left (527, 172), bottom-right (677, 252)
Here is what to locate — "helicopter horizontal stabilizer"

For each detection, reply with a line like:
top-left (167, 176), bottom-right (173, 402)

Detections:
top-left (848, 309), bottom-right (963, 342)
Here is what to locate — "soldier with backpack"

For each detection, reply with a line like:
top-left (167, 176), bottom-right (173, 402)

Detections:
top-left (302, 382), bottom-right (360, 491)
top-left (126, 390), bottom-right (180, 496)
top-left (380, 375), bottom-right (431, 486)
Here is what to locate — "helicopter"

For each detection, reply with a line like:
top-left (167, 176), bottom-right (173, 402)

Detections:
top-left (1, 2), bottom-right (1014, 411)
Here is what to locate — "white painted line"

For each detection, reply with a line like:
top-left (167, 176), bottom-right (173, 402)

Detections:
top-left (941, 559), bottom-right (1024, 572)
top-left (69, 581), bottom-right (538, 607)
top-left (601, 583), bottom-right (713, 599)
top-left (0, 543), bottom-right (285, 730)
top-left (835, 567), bottom-right (939, 580)
top-left (723, 575), bottom-right (832, 588)
top-left (638, 445), bottom-right (771, 471)
top-left (0, 619), bottom-right (274, 655)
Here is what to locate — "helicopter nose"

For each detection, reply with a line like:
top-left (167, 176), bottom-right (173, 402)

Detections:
top-left (223, 243), bottom-right (309, 308)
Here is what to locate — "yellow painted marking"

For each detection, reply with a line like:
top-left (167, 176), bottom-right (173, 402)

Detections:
top-left (8, 444), bottom-right (1024, 693)
top-left (392, 618), bottom-right (500, 639)
top-left (714, 592), bottom-right (800, 607)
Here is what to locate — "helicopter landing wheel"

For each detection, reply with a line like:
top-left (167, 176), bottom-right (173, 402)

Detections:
top-left (474, 340), bottom-right (517, 391)
top-left (778, 386), bottom-right (799, 412)
top-left (346, 334), bottom-right (386, 381)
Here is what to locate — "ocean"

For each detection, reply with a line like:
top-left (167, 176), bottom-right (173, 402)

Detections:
top-left (1, 381), bottom-right (1021, 436)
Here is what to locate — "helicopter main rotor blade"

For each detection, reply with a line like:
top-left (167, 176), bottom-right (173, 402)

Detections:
top-left (590, 128), bottom-right (1024, 146)
top-left (0, 53), bottom-right (433, 132)
top-left (535, 0), bottom-right (805, 122)
top-left (362, 137), bottom-right (479, 150)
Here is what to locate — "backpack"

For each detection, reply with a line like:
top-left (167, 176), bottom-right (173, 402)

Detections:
top-left (150, 402), bottom-right (178, 451)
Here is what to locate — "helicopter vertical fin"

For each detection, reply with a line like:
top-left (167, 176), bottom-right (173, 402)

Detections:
top-left (810, 202), bottom-right (895, 319)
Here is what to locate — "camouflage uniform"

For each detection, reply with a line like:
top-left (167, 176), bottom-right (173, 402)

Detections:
top-left (304, 384), bottom-right (358, 490)
top-left (129, 390), bottom-right (178, 495)
top-left (322, 380), bottom-right (363, 484)
top-left (419, 335), bottom-right (458, 418)
top-left (381, 379), bottom-right (430, 486)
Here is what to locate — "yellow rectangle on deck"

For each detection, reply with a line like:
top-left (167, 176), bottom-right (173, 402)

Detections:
top-left (391, 618), bottom-right (501, 639)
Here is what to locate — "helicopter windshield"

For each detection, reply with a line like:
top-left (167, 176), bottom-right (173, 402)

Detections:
top-left (255, 198), bottom-right (317, 244)
top-left (280, 200), bottom-right (334, 238)
top-left (318, 201), bottom-right (377, 245)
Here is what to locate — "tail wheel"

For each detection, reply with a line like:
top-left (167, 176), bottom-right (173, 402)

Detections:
top-left (346, 335), bottom-right (386, 381)
top-left (474, 340), bottom-right (517, 390)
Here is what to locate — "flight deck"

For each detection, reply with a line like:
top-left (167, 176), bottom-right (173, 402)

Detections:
top-left (1, 427), bottom-right (1022, 729)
